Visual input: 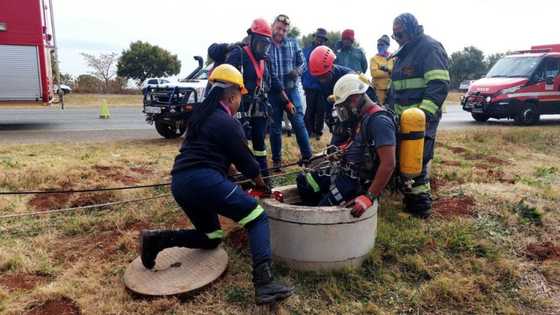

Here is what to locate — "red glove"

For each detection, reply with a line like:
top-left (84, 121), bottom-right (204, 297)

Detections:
top-left (349, 195), bottom-right (373, 218)
top-left (285, 101), bottom-right (296, 114)
top-left (248, 185), bottom-right (271, 199)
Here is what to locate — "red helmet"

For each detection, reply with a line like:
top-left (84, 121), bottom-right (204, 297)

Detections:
top-left (248, 18), bottom-right (272, 38)
top-left (309, 45), bottom-right (336, 76)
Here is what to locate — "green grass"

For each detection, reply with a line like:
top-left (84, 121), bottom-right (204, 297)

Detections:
top-left (0, 127), bottom-right (559, 314)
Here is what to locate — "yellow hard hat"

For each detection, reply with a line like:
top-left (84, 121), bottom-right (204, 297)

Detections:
top-left (209, 64), bottom-right (248, 95)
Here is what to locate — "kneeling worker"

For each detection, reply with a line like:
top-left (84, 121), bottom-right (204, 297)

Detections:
top-left (139, 64), bottom-right (293, 305)
top-left (297, 74), bottom-right (396, 217)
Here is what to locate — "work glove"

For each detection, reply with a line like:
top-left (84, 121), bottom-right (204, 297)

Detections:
top-left (249, 184), bottom-right (272, 199)
top-left (285, 101), bottom-right (296, 115)
top-left (348, 195), bottom-right (373, 218)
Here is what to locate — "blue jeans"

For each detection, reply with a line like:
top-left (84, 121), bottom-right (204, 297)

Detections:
top-left (269, 84), bottom-right (312, 162)
top-left (171, 168), bottom-right (272, 267)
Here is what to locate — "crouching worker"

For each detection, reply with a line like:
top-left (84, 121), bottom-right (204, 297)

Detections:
top-left (296, 74), bottom-right (396, 217)
top-left (139, 64), bottom-right (293, 305)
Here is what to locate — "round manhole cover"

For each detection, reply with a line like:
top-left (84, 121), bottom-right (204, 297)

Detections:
top-left (124, 247), bottom-right (228, 296)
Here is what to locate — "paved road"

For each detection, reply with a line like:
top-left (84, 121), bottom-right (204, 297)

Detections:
top-left (1, 104), bottom-right (559, 144)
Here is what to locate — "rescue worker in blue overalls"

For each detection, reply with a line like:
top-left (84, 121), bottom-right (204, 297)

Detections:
top-left (390, 13), bottom-right (450, 218)
top-left (139, 64), bottom-right (293, 305)
top-left (209, 19), bottom-right (294, 179)
top-left (296, 74), bottom-right (396, 217)
top-left (308, 45), bottom-right (378, 146)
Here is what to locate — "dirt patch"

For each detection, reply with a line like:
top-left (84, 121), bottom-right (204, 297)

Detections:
top-left (474, 163), bottom-right (492, 170)
top-left (130, 167), bottom-right (154, 176)
top-left (445, 146), bottom-right (467, 154)
top-left (25, 296), bottom-right (81, 315)
top-left (485, 156), bottom-right (507, 165)
top-left (92, 165), bottom-right (139, 185)
top-left (52, 231), bottom-right (121, 264)
top-left (485, 169), bottom-right (515, 184)
top-left (431, 176), bottom-right (449, 192)
top-left (29, 193), bottom-right (71, 211)
top-left (433, 196), bottom-right (475, 218)
top-left (0, 273), bottom-right (48, 292)
top-left (526, 242), bottom-right (560, 261)
top-left (68, 191), bottom-right (115, 208)
top-left (440, 160), bottom-right (462, 167)
top-left (226, 228), bottom-right (248, 250)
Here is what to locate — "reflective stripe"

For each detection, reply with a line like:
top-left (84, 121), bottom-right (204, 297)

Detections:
top-left (305, 173), bottom-right (320, 193)
top-left (419, 99), bottom-right (439, 115)
top-left (253, 150), bottom-right (267, 157)
top-left (395, 103), bottom-right (420, 115)
top-left (424, 69), bottom-right (450, 82)
top-left (238, 204), bottom-right (264, 227)
top-left (330, 186), bottom-right (343, 202)
top-left (206, 229), bottom-right (224, 240)
top-left (392, 77), bottom-right (426, 91)
top-left (410, 183), bottom-right (431, 195)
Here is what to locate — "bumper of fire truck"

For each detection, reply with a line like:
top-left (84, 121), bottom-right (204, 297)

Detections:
top-left (461, 94), bottom-right (522, 118)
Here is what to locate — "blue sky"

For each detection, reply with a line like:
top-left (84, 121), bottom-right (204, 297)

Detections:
top-left (53, 0), bottom-right (559, 80)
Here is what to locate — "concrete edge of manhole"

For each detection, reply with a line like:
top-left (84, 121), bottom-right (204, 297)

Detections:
top-left (263, 185), bottom-right (378, 224)
top-left (123, 246), bottom-right (228, 296)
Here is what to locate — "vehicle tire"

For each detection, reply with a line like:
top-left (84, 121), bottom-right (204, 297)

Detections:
top-left (471, 113), bottom-right (490, 122)
top-left (155, 120), bottom-right (187, 139)
top-left (514, 107), bottom-right (540, 125)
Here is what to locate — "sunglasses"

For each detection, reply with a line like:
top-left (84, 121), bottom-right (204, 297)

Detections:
top-left (275, 14), bottom-right (291, 26)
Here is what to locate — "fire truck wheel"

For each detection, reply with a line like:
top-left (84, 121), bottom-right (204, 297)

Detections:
top-left (514, 108), bottom-right (540, 125)
top-left (471, 113), bottom-right (489, 122)
top-left (155, 120), bottom-right (187, 139)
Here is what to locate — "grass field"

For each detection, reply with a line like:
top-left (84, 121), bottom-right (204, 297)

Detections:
top-left (0, 127), bottom-right (559, 314)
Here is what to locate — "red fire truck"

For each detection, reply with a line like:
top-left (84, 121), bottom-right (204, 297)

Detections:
top-left (0, 0), bottom-right (56, 104)
top-left (462, 44), bottom-right (560, 124)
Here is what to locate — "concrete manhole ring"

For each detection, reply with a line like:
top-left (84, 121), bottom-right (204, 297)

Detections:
top-left (124, 246), bottom-right (228, 296)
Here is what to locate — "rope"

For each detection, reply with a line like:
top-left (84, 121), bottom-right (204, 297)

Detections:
top-left (0, 169), bottom-right (302, 220)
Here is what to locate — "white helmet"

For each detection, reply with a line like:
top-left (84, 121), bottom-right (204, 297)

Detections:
top-left (332, 73), bottom-right (369, 105)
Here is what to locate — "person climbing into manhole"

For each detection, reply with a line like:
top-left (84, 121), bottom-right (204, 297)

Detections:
top-left (139, 64), bottom-right (293, 304)
top-left (296, 73), bottom-right (396, 217)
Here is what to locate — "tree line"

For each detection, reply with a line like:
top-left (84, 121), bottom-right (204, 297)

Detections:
top-left (54, 33), bottom-right (505, 93)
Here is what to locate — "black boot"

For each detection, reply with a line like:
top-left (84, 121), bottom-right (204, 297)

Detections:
top-left (140, 230), bottom-right (176, 269)
top-left (140, 229), bottom-right (221, 269)
top-left (404, 194), bottom-right (432, 219)
top-left (252, 261), bottom-right (294, 304)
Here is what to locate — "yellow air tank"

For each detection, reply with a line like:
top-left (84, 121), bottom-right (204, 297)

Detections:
top-left (399, 108), bottom-right (426, 178)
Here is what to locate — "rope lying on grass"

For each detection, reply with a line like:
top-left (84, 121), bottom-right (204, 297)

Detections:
top-left (0, 161), bottom-right (303, 196)
top-left (0, 170), bottom-right (302, 220)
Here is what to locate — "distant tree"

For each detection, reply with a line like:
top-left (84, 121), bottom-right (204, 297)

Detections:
top-left (117, 41), bottom-right (181, 86)
top-left (80, 52), bottom-right (119, 93)
top-left (288, 26), bottom-right (301, 38)
top-left (50, 51), bottom-right (60, 84)
top-left (59, 73), bottom-right (74, 87)
top-left (300, 31), bottom-right (342, 50)
top-left (449, 46), bottom-right (487, 88)
top-left (75, 74), bottom-right (103, 93)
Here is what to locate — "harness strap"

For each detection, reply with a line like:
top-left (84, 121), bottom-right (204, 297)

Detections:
top-left (398, 131), bottom-right (425, 140)
top-left (243, 46), bottom-right (265, 88)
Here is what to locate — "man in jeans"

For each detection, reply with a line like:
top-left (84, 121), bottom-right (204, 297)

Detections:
top-left (303, 28), bottom-right (329, 140)
top-left (268, 14), bottom-right (313, 170)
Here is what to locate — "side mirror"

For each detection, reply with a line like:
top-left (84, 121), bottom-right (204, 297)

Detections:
top-left (546, 76), bottom-right (554, 85)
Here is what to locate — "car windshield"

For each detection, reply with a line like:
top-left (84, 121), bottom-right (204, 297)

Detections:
top-left (486, 56), bottom-right (541, 78)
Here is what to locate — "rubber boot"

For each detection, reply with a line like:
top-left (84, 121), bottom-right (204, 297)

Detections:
top-left (140, 229), bottom-right (220, 269)
top-left (404, 194), bottom-right (432, 219)
top-left (140, 230), bottom-right (177, 269)
top-left (253, 261), bottom-right (294, 304)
